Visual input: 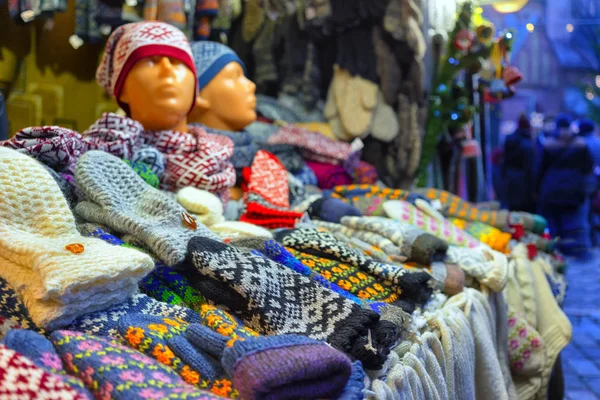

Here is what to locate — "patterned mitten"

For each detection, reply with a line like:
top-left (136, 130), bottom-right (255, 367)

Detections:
top-left (74, 150), bottom-right (219, 266)
top-left (186, 324), bottom-right (354, 400)
top-left (382, 200), bottom-right (480, 248)
top-left (507, 310), bottom-right (546, 376)
top-left (340, 216), bottom-right (449, 265)
top-left (0, 148), bottom-right (153, 328)
top-left (446, 246), bottom-right (508, 292)
top-left (50, 331), bottom-right (224, 400)
top-left (239, 150), bottom-right (303, 229)
top-left (276, 228), bottom-right (432, 304)
top-left (186, 236), bottom-right (397, 370)
top-left (0, 344), bottom-right (87, 399)
top-left (117, 314), bottom-right (234, 396)
top-left (449, 218), bottom-right (511, 253)
top-left (2, 330), bottom-right (93, 399)
top-left (0, 277), bottom-right (42, 333)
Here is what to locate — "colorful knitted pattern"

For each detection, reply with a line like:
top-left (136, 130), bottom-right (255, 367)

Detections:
top-left (50, 330), bottom-right (224, 400)
top-left (352, 161), bottom-right (379, 185)
top-left (0, 344), bottom-right (86, 400)
top-left (449, 218), bottom-right (511, 253)
top-left (381, 201), bottom-right (480, 248)
top-left (124, 160), bottom-right (160, 188)
top-left (330, 185), bottom-right (410, 216)
top-left (285, 247), bottom-right (399, 303)
top-left (118, 315), bottom-right (236, 397)
top-left (415, 188), bottom-right (509, 229)
top-left (0, 277), bottom-right (43, 333)
top-left (240, 150), bottom-right (303, 228)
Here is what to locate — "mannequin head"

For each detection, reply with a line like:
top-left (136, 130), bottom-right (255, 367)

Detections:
top-left (188, 42), bottom-right (256, 131)
top-left (97, 21), bottom-right (197, 132)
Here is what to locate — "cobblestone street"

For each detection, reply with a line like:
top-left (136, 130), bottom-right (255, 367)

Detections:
top-left (562, 251), bottom-right (600, 399)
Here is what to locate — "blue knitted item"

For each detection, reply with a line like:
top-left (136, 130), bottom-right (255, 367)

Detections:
top-left (0, 277), bottom-right (42, 333)
top-left (191, 41), bottom-right (246, 92)
top-left (336, 361), bottom-right (365, 400)
top-left (294, 164), bottom-right (318, 186)
top-left (2, 330), bottom-right (93, 399)
top-left (307, 196), bottom-right (362, 223)
top-left (220, 332), bottom-right (353, 400)
top-left (50, 330), bottom-right (223, 400)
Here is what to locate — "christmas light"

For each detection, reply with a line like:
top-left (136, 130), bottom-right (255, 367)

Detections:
top-left (596, 75), bottom-right (600, 88)
top-left (566, 23), bottom-right (574, 32)
top-left (526, 23), bottom-right (534, 32)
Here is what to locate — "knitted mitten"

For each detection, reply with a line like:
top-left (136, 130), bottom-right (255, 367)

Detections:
top-left (507, 310), bottom-right (546, 376)
top-left (0, 344), bottom-right (87, 399)
top-left (140, 273), bottom-right (187, 307)
top-left (146, 263), bottom-right (207, 310)
top-left (117, 314), bottom-right (232, 395)
top-left (64, 293), bottom-right (201, 339)
top-left (0, 277), bottom-right (42, 333)
top-left (186, 324), bottom-right (354, 400)
top-left (123, 160), bottom-right (160, 188)
top-left (240, 150), bottom-right (303, 229)
top-left (2, 330), bottom-right (93, 398)
top-left (74, 150), bottom-right (219, 266)
top-left (177, 187), bottom-right (224, 223)
top-left (446, 246), bottom-right (508, 292)
top-left (307, 196), bottom-right (362, 224)
top-left (276, 228), bottom-right (432, 304)
top-left (382, 200), bottom-right (480, 248)
top-left (341, 216), bottom-right (449, 265)
top-left (449, 218), bottom-right (511, 253)
top-left (328, 231), bottom-right (398, 265)
top-left (0, 148), bottom-right (153, 327)
top-left (313, 220), bottom-right (406, 262)
top-left (185, 236), bottom-right (397, 370)
top-left (50, 331), bottom-right (224, 400)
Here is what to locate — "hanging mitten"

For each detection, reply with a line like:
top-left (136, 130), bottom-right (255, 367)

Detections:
top-left (74, 151), bottom-right (220, 266)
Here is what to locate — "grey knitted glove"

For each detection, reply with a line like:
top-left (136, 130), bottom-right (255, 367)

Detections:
top-left (74, 150), bottom-right (219, 266)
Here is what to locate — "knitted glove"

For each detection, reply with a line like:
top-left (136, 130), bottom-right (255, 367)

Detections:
top-left (74, 150), bottom-right (219, 266)
top-left (341, 216), bottom-right (449, 265)
top-left (50, 330), bottom-right (224, 400)
top-left (186, 324), bottom-right (354, 400)
top-left (185, 236), bottom-right (397, 370)
top-left (2, 330), bottom-right (93, 399)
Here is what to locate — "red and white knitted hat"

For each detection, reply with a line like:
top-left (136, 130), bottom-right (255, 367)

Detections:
top-left (96, 21), bottom-right (196, 103)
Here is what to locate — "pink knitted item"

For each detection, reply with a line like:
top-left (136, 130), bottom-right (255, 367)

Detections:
top-left (143, 125), bottom-right (236, 202)
top-left (305, 160), bottom-right (353, 190)
top-left (96, 21), bottom-right (196, 101)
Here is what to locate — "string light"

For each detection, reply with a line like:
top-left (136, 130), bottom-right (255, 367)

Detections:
top-left (526, 23), bottom-right (535, 32)
top-left (586, 88), bottom-right (595, 100)
top-left (566, 23), bottom-right (574, 32)
top-left (596, 75), bottom-right (600, 88)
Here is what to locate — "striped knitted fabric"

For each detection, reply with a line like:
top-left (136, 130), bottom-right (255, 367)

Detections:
top-left (449, 218), bottom-right (511, 253)
top-left (330, 185), bottom-right (410, 216)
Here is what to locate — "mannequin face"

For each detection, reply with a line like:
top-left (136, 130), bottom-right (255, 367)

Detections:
top-left (189, 62), bottom-right (257, 131)
top-left (119, 56), bottom-right (196, 132)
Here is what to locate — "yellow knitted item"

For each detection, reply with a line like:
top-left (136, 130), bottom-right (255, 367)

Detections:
top-left (294, 122), bottom-right (336, 140)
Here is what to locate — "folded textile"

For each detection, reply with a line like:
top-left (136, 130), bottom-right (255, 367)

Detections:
top-left (2, 330), bottom-right (93, 399)
top-left (449, 218), bottom-right (511, 253)
top-left (306, 160), bottom-right (354, 189)
top-left (0, 147), bottom-right (154, 328)
top-left (256, 94), bottom-right (303, 123)
top-left (184, 236), bottom-right (397, 370)
top-left (330, 185), bottom-right (411, 216)
top-left (276, 228), bottom-right (432, 304)
top-left (341, 216), bottom-right (449, 265)
top-left (50, 330), bottom-right (224, 400)
top-left (143, 125), bottom-right (236, 202)
top-left (75, 151), bottom-right (219, 266)
top-left (239, 150), bottom-right (303, 229)
top-left (445, 246), bottom-right (508, 292)
top-left (267, 124), bottom-right (360, 169)
top-left (0, 344), bottom-right (88, 399)
top-left (294, 164), bottom-right (319, 186)
top-left (383, 200), bottom-right (480, 249)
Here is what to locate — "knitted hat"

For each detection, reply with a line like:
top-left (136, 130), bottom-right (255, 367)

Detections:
top-left (191, 41), bottom-right (247, 92)
top-left (97, 21), bottom-right (196, 105)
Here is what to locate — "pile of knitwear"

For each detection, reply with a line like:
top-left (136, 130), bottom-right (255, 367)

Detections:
top-left (0, 125), bottom-right (571, 399)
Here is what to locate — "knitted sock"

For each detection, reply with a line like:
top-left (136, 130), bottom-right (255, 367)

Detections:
top-left (307, 195), bottom-right (362, 224)
top-left (74, 150), bottom-right (219, 266)
top-left (2, 330), bottom-right (93, 399)
top-left (50, 330), bottom-right (224, 400)
top-left (117, 314), bottom-right (233, 395)
top-left (0, 344), bottom-right (87, 399)
top-left (507, 309), bottom-right (546, 377)
top-left (445, 246), bottom-right (508, 292)
top-left (449, 218), bottom-right (511, 253)
top-left (64, 293), bottom-right (201, 339)
top-left (240, 150), bottom-right (303, 229)
top-left (187, 324), bottom-right (354, 400)
top-left (340, 216), bottom-right (449, 265)
top-left (185, 236), bottom-right (397, 370)
top-left (312, 220), bottom-right (406, 262)
top-left (276, 228), bottom-right (432, 304)
top-left (382, 200), bottom-right (480, 248)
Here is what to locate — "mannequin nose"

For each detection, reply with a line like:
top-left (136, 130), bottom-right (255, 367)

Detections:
top-left (158, 57), bottom-right (176, 76)
top-left (244, 76), bottom-right (256, 93)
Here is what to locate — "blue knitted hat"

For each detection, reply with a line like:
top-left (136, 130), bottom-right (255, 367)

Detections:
top-left (191, 41), bottom-right (247, 92)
